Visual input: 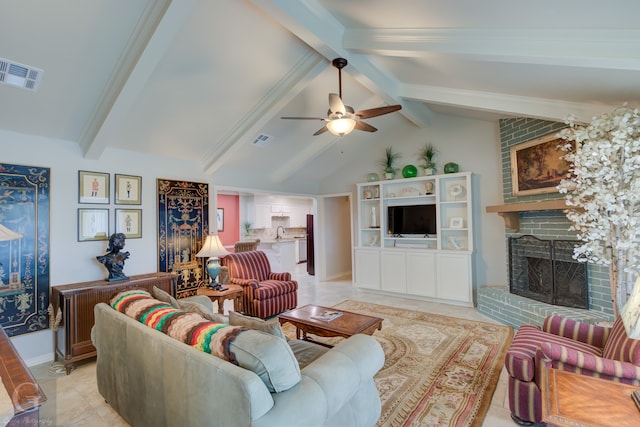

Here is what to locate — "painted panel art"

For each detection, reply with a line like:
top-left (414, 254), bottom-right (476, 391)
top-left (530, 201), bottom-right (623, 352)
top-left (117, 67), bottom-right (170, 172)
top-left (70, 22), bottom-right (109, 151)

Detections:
top-left (157, 179), bottom-right (209, 298)
top-left (0, 163), bottom-right (50, 336)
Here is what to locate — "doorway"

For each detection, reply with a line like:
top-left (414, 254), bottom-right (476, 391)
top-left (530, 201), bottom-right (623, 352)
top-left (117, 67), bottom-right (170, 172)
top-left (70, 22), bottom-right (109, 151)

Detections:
top-left (317, 193), bottom-right (353, 281)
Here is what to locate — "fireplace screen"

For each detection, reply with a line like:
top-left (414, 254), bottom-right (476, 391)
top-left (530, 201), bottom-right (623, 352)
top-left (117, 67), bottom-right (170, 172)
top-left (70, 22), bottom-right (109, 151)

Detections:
top-left (509, 235), bottom-right (588, 309)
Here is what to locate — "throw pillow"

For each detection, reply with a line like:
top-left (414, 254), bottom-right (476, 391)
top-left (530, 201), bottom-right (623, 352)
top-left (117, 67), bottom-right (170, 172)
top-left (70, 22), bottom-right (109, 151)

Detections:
top-left (151, 286), bottom-right (178, 308)
top-left (603, 316), bottom-right (640, 364)
top-left (231, 329), bottom-right (301, 392)
top-left (178, 300), bottom-right (226, 323)
top-left (229, 311), bottom-right (286, 340)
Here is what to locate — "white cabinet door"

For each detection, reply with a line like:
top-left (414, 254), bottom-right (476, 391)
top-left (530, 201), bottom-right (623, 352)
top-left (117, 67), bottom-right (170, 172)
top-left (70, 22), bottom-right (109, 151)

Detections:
top-left (354, 249), bottom-right (380, 290)
top-left (406, 251), bottom-right (436, 297)
top-left (290, 206), bottom-right (309, 227)
top-left (381, 250), bottom-right (407, 293)
top-left (254, 204), bottom-right (271, 228)
top-left (436, 253), bottom-right (472, 303)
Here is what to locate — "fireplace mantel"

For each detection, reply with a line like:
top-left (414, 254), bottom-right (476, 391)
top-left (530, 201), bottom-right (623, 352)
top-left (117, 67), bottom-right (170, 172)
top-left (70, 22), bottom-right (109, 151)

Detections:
top-left (486, 200), bottom-right (572, 231)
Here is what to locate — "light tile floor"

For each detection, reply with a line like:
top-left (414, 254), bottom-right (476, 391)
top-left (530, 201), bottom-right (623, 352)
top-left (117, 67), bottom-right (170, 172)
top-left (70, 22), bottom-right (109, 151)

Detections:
top-left (31, 265), bottom-right (517, 426)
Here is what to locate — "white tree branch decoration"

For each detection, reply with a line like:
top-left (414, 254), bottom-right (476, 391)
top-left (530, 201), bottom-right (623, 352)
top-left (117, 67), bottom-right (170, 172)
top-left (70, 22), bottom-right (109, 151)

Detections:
top-left (558, 105), bottom-right (640, 316)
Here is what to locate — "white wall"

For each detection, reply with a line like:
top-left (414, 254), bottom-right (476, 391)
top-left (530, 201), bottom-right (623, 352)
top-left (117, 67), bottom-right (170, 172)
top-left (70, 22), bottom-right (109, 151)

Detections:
top-left (0, 130), bottom-right (214, 365)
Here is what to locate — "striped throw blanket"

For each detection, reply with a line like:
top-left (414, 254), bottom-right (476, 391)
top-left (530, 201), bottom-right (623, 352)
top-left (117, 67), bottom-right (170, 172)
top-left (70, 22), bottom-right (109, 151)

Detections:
top-left (111, 289), bottom-right (245, 364)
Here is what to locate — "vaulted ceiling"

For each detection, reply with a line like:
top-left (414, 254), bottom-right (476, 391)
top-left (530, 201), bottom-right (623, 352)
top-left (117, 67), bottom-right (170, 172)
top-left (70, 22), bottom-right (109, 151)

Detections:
top-left (1, 0), bottom-right (638, 188)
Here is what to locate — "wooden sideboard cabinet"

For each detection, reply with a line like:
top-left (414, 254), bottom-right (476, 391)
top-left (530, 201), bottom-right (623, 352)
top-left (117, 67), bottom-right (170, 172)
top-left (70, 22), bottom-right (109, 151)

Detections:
top-left (51, 272), bottom-right (177, 374)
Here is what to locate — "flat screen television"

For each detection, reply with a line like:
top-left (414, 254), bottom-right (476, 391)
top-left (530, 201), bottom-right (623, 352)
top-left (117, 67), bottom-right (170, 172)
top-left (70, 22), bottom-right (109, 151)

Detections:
top-left (387, 204), bottom-right (437, 236)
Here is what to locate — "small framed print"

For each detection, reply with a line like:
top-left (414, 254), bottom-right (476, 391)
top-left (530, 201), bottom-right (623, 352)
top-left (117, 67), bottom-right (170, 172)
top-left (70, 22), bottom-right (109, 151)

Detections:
top-left (78, 208), bottom-right (109, 241)
top-left (217, 208), bottom-right (224, 231)
top-left (449, 217), bottom-right (464, 229)
top-left (79, 171), bottom-right (109, 204)
top-left (116, 208), bottom-right (142, 238)
top-left (115, 174), bottom-right (142, 205)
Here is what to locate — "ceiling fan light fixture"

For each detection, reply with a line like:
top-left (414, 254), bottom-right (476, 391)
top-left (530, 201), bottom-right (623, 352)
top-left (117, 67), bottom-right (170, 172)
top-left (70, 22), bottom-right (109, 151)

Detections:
top-left (326, 118), bottom-right (356, 136)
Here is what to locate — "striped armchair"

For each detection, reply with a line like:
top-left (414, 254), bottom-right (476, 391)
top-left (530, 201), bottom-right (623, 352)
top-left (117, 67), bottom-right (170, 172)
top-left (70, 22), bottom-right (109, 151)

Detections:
top-left (220, 250), bottom-right (297, 319)
top-left (505, 315), bottom-right (640, 424)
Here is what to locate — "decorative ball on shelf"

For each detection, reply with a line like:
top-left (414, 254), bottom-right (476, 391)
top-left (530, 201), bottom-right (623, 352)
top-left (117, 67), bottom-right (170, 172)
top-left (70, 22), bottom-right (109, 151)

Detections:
top-left (444, 162), bottom-right (459, 174)
top-left (402, 165), bottom-right (418, 178)
top-left (367, 172), bottom-right (379, 182)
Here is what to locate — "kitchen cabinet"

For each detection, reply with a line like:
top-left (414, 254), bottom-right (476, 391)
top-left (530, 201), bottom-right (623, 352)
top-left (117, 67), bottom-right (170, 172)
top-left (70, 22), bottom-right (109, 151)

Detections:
top-left (290, 206), bottom-right (310, 227)
top-left (254, 204), bottom-right (271, 228)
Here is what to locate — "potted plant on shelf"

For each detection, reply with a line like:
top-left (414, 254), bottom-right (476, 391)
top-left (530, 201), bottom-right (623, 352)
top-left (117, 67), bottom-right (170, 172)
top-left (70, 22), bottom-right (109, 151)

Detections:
top-left (420, 143), bottom-right (437, 175)
top-left (380, 147), bottom-right (401, 179)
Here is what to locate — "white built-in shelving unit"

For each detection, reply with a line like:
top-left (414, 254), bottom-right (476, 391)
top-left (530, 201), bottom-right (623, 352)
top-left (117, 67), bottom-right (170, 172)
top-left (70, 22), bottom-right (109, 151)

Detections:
top-left (354, 172), bottom-right (474, 306)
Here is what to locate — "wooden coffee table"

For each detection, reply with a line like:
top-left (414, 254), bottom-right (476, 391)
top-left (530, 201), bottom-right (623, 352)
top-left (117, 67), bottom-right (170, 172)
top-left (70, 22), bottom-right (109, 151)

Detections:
top-left (196, 284), bottom-right (243, 314)
top-left (542, 367), bottom-right (640, 426)
top-left (278, 304), bottom-right (383, 347)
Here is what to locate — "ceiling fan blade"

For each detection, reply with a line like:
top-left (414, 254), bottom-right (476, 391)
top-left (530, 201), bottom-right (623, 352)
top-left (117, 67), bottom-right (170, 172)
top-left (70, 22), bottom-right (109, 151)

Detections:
top-left (281, 116), bottom-right (326, 121)
top-left (313, 125), bottom-right (329, 136)
top-left (354, 121), bottom-right (377, 133)
top-left (355, 104), bottom-right (402, 119)
top-left (329, 93), bottom-right (346, 115)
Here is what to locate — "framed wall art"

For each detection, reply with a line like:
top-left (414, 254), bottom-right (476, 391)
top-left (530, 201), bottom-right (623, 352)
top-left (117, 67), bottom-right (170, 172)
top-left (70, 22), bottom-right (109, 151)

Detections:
top-left (0, 163), bottom-right (50, 337)
top-left (157, 178), bottom-right (209, 298)
top-left (510, 132), bottom-right (574, 196)
top-left (115, 174), bottom-right (142, 205)
top-left (217, 208), bottom-right (224, 231)
top-left (78, 170), bottom-right (110, 204)
top-left (78, 208), bottom-right (109, 241)
top-left (449, 217), bottom-right (464, 229)
top-left (116, 209), bottom-right (142, 239)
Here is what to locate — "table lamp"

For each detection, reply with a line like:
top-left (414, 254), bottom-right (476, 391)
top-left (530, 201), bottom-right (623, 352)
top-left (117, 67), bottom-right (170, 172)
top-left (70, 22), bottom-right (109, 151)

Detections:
top-left (621, 275), bottom-right (640, 339)
top-left (196, 234), bottom-right (229, 290)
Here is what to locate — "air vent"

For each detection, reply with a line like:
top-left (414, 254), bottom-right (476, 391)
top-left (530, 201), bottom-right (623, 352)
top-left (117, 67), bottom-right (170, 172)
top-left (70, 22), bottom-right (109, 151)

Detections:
top-left (251, 134), bottom-right (274, 147)
top-left (0, 57), bottom-right (43, 92)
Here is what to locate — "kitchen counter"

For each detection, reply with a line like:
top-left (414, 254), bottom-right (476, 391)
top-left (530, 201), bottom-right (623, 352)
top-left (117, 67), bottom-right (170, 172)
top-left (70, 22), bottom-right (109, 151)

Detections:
top-left (258, 240), bottom-right (297, 272)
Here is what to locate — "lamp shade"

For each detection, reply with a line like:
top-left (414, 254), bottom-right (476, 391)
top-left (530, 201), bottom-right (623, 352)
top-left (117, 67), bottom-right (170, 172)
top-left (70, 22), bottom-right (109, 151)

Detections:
top-left (0, 224), bottom-right (22, 241)
top-left (196, 234), bottom-right (229, 258)
top-left (326, 118), bottom-right (356, 136)
top-left (621, 275), bottom-right (640, 339)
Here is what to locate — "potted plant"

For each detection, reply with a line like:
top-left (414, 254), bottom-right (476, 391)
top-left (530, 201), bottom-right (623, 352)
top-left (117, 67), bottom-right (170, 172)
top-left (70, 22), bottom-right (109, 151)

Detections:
top-left (420, 143), bottom-right (437, 175)
top-left (242, 221), bottom-right (252, 238)
top-left (380, 147), bottom-right (401, 179)
top-left (558, 105), bottom-right (640, 316)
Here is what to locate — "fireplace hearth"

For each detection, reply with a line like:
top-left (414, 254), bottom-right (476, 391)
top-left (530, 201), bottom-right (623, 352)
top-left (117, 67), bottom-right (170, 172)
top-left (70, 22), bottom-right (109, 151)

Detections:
top-left (509, 235), bottom-right (588, 309)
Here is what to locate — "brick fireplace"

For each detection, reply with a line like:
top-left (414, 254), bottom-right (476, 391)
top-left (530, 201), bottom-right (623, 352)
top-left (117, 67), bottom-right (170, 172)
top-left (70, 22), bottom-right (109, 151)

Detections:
top-left (477, 118), bottom-right (614, 329)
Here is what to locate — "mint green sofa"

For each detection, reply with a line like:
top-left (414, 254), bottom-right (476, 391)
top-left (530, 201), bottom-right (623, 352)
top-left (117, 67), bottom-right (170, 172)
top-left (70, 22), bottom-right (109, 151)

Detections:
top-left (91, 298), bottom-right (384, 427)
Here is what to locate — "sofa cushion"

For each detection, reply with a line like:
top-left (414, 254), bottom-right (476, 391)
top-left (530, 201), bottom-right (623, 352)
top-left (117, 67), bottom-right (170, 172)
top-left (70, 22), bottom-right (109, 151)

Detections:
top-left (603, 317), bottom-right (640, 365)
top-left (229, 311), bottom-right (286, 340)
top-left (231, 330), bottom-right (301, 393)
top-left (151, 285), bottom-right (178, 307)
top-left (178, 299), bottom-right (226, 323)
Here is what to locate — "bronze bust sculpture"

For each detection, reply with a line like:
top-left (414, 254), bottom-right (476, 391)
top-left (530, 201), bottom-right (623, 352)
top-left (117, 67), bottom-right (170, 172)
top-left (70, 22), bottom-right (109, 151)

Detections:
top-left (97, 232), bottom-right (130, 281)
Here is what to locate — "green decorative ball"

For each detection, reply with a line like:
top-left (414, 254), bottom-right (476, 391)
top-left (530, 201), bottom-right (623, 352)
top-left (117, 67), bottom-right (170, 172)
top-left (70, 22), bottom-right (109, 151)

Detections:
top-left (444, 162), bottom-right (459, 174)
top-left (402, 164), bottom-right (418, 178)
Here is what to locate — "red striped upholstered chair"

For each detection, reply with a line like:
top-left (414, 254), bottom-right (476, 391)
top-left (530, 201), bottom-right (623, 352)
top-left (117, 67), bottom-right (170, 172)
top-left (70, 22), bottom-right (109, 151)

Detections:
top-left (220, 250), bottom-right (297, 319)
top-left (504, 315), bottom-right (640, 424)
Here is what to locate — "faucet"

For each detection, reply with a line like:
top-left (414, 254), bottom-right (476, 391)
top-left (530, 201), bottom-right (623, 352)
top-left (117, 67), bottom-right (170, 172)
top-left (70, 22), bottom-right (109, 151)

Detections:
top-left (276, 226), bottom-right (285, 240)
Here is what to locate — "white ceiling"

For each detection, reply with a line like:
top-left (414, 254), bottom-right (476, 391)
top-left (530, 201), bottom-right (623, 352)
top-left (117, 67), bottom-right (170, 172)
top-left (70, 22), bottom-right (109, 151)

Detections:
top-left (1, 0), bottom-right (639, 188)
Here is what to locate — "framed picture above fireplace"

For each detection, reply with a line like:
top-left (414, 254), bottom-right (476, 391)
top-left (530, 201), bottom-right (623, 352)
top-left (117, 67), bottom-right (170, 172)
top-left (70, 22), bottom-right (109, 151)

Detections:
top-left (510, 131), bottom-right (574, 196)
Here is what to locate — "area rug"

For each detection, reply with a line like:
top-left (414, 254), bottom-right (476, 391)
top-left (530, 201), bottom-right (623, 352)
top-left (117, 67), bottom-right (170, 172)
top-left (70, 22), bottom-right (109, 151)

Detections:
top-left (283, 300), bottom-right (513, 427)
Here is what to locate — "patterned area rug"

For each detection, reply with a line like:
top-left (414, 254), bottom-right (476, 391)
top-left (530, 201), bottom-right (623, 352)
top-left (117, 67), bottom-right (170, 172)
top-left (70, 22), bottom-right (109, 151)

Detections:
top-left (284, 300), bottom-right (513, 427)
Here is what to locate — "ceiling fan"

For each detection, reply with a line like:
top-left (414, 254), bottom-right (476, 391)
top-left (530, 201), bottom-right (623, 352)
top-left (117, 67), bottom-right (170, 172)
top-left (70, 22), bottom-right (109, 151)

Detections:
top-left (281, 58), bottom-right (402, 136)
